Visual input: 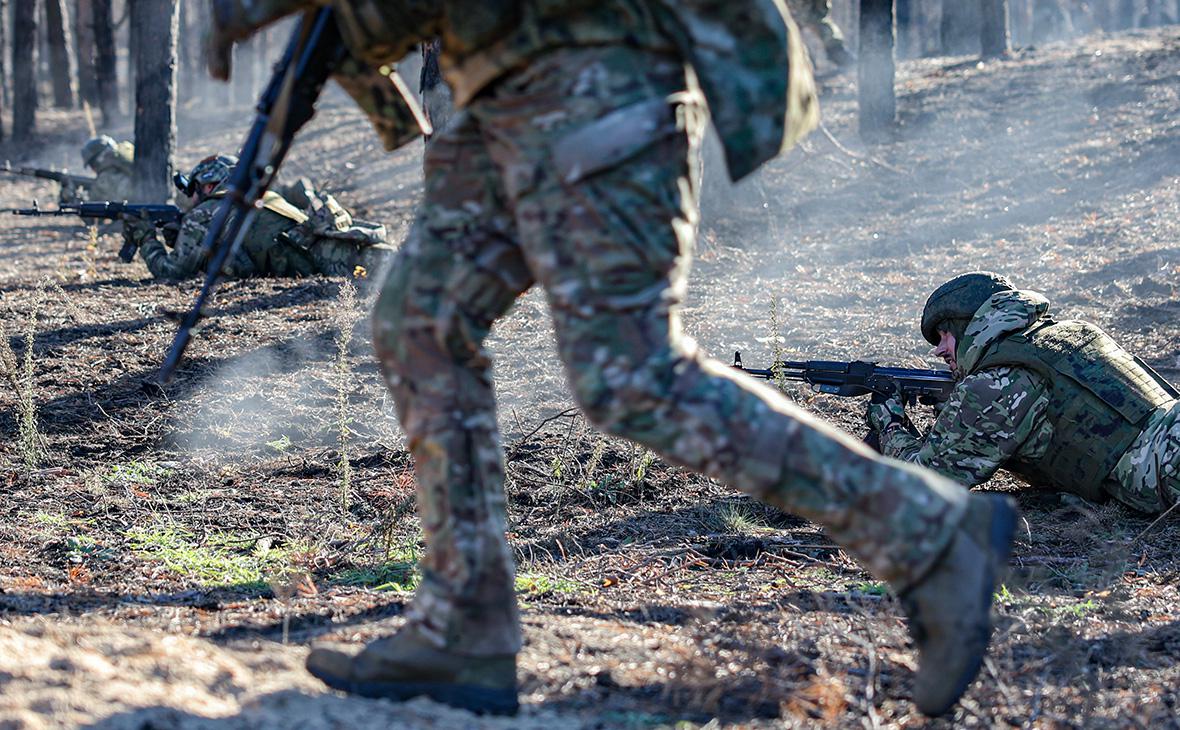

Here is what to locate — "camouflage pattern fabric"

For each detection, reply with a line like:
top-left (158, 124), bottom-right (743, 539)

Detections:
top-left (787, 0), bottom-right (850, 61)
top-left (210, 0), bottom-right (818, 181)
top-left (1111, 401), bottom-right (1180, 513)
top-left (83, 139), bottom-right (136, 202)
top-left (372, 44), bottom-right (968, 657)
top-left (875, 289), bottom-right (1180, 514)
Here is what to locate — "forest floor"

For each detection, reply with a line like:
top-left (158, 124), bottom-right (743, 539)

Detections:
top-left (1, 26), bottom-right (1179, 730)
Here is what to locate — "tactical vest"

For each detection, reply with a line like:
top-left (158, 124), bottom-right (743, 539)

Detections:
top-left (972, 319), bottom-right (1178, 500)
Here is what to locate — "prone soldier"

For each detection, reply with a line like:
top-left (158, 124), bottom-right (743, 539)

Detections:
top-left (123, 155), bottom-right (392, 280)
top-left (867, 272), bottom-right (1180, 514)
top-left (210, 0), bottom-right (1015, 717)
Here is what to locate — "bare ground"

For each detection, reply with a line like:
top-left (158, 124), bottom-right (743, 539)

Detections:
top-left (1, 27), bottom-right (1179, 729)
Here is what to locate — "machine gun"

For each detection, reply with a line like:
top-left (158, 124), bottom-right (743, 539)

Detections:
top-left (732, 352), bottom-right (955, 405)
top-left (4, 200), bottom-right (182, 262)
top-left (157, 8), bottom-right (350, 383)
top-left (3, 160), bottom-right (98, 203)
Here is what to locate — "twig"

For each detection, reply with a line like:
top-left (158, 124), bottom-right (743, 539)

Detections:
top-left (817, 123), bottom-right (905, 174)
top-left (1129, 498), bottom-right (1180, 545)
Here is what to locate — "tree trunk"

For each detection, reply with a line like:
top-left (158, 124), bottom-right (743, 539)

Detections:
top-left (12, 0), bottom-right (38, 141)
top-left (75, 0), bottom-right (98, 104)
top-left (92, 0), bottom-right (117, 123)
top-left (44, 0), bottom-right (77, 107)
top-left (858, 0), bottom-right (895, 142)
top-left (980, 0), bottom-right (1010, 57)
top-left (0, 0), bottom-right (10, 113)
top-left (131, 0), bottom-right (178, 202)
top-left (941, 0), bottom-right (981, 54)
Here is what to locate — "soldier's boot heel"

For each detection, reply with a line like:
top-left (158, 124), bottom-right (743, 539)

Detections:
top-left (901, 492), bottom-right (1017, 717)
top-left (306, 630), bottom-right (519, 716)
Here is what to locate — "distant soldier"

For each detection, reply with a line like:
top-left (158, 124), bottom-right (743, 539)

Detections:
top-left (79, 135), bottom-right (136, 202)
top-left (789, 0), bottom-right (853, 67)
top-left (867, 272), bottom-right (1180, 514)
top-left (123, 155), bottom-right (392, 280)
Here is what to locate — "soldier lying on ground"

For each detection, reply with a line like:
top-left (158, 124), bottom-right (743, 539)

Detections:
top-left (79, 135), bottom-right (137, 203)
top-left (211, 0), bottom-right (1014, 718)
top-left (867, 272), bottom-right (1180, 514)
top-left (122, 155), bottom-right (392, 280)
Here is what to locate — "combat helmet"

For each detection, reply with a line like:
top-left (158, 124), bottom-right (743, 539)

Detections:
top-left (921, 272), bottom-right (1015, 345)
top-left (187, 154), bottom-right (239, 196)
top-left (81, 135), bottom-right (118, 168)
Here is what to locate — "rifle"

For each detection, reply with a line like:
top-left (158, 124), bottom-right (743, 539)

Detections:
top-left (4, 200), bottom-right (183, 262)
top-left (732, 351), bottom-right (955, 451)
top-left (157, 8), bottom-right (348, 383)
top-left (732, 351), bottom-right (955, 405)
top-left (2, 160), bottom-right (97, 189)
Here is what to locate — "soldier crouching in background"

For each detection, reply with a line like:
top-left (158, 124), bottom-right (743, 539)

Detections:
top-left (78, 135), bottom-right (137, 203)
top-left (122, 155), bottom-right (392, 280)
top-left (867, 272), bottom-right (1180, 515)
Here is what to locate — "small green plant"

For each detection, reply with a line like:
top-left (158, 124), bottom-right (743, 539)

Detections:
top-left (128, 527), bottom-right (295, 590)
top-left (768, 297), bottom-right (789, 394)
top-left (632, 448), bottom-right (654, 485)
top-left (515, 572), bottom-right (580, 597)
top-left (714, 501), bottom-right (763, 534)
top-left (103, 461), bottom-right (172, 486)
top-left (580, 437), bottom-right (607, 488)
top-left (332, 280), bottom-right (362, 512)
top-left (266, 434), bottom-right (293, 453)
top-left (0, 308), bottom-right (47, 472)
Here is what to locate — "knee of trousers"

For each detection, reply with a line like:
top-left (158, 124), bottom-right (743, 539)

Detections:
top-left (372, 276), bottom-right (488, 383)
top-left (563, 336), bottom-right (684, 439)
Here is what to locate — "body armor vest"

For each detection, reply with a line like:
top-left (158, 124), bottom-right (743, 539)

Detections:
top-left (972, 319), bottom-right (1177, 500)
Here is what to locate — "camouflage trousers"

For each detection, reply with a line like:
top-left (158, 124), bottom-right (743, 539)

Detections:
top-left (1110, 400), bottom-right (1180, 514)
top-left (372, 45), bottom-right (968, 656)
top-left (787, 0), bottom-right (847, 52)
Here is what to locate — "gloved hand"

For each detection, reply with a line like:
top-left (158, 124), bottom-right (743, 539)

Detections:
top-left (866, 392), bottom-right (907, 433)
top-left (122, 210), bottom-right (157, 245)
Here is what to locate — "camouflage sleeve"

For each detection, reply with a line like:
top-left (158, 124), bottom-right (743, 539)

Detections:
top-left (138, 202), bottom-right (216, 280)
top-left (880, 367), bottom-right (1052, 487)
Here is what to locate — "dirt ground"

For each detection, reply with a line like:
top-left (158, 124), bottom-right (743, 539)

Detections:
top-left (1, 26), bottom-right (1179, 729)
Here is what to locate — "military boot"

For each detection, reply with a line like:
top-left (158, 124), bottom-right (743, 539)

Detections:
top-left (900, 492), bottom-right (1016, 717)
top-left (306, 628), bottom-right (519, 715)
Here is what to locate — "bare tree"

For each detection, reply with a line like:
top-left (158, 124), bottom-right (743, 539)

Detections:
top-left (859, 0), bottom-right (896, 141)
top-left (12, 0), bottom-right (38, 140)
top-left (941, 0), bottom-right (981, 54)
top-left (131, 0), bottom-right (178, 201)
top-left (980, 0), bottom-right (1010, 57)
top-left (44, 0), bottom-right (77, 108)
top-left (75, 0), bottom-right (99, 105)
top-left (92, 0), bottom-right (117, 123)
top-left (0, 0), bottom-right (9, 117)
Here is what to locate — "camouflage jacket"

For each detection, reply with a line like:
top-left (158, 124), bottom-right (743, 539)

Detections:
top-left (215, 0), bottom-right (818, 181)
top-left (878, 290), bottom-right (1057, 486)
top-left (136, 192), bottom-right (313, 280)
top-left (880, 290), bottom-right (1179, 512)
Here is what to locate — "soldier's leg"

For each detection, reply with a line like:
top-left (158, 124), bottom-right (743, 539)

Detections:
top-left (478, 47), bottom-right (964, 589)
top-left (480, 46), bottom-right (1013, 716)
top-left (371, 113), bottom-right (532, 656)
top-left (1110, 404), bottom-right (1180, 513)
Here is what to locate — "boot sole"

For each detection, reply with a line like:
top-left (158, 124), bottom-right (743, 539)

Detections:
top-left (308, 665), bottom-right (519, 716)
top-left (922, 494), bottom-right (1017, 717)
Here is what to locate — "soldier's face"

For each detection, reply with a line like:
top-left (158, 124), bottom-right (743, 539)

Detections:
top-left (932, 330), bottom-right (957, 370)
